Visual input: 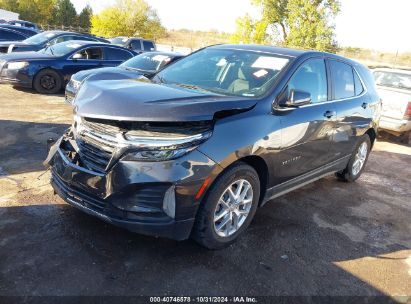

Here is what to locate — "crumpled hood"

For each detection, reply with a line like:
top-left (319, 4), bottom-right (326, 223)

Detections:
top-left (73, 67), bottom-right (142, 82)
top-left (74, 79), bottom-right (257, 122)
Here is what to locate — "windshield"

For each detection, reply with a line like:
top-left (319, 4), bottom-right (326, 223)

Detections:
top-left (24, 32), bottom-right (57, 45)
top-left (121, 53), bottom-right (175, 72)
top-left (41, 41), bottom-right (84, 57)
top-left (155, 48), bottom-right (290, 97)
top-left (374, 71), bottom-right (411, 91)
top-left (110, 37), bottom-right (127, 45)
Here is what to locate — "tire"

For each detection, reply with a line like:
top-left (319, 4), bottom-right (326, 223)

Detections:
top-left (400, 131), bottom-right (411, 145)
top-left (33, 69), bottom-right (62, 94)
top-left (336, 134), bottom-right (371, 182)
top-left (192, 162), bottom-right (260, 249)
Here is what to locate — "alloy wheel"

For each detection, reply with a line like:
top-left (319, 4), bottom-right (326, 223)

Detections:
top-left (352, 141), bottom-right (368, 176)
top-left (213, 179), bottom-right (253, 237)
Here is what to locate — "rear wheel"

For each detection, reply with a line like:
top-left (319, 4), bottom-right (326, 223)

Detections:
top-left (33, 69), bottom-right (62, 94)
top-left (192, 162), bottom-right (260, 249)
top-left (336, 134), bottom-right (371, 182)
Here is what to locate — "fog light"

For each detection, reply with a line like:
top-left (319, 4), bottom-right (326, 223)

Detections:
top-left (163, 185), bottom-right (176, 218)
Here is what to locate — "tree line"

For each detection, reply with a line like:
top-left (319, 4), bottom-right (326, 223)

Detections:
top-left (0, 0), bottom-right (92, 30)
top-left (1, 0), bottom-right (341, 53)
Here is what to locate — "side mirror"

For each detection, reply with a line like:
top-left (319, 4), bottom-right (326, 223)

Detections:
top-left (283, 89), bottom-right (311, 107)
top-left (72, 53), bottom-right (83, 60)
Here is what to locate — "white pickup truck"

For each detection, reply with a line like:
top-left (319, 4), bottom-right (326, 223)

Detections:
top-left (372, 68), bottom-right (411, 142)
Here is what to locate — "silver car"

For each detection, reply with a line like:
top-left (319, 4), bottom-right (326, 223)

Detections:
top-left (372, 68), bottom-right (411, 142)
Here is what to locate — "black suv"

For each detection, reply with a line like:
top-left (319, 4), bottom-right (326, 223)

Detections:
top-left (109, 37), bottom-right (156, 54)
top-left (46, 44), bottom-right (381, 249)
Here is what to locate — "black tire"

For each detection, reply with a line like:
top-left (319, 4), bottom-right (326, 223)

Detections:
top-left (192, 162), bottom-right (260, 249)
top-left (33, 69), bottom-right (62, 94)
top-left (336, 134), bottom-right (371, 182)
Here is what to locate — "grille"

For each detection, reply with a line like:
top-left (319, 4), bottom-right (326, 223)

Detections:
top-left (76, 138), bottom-right (114, 173)
top-left (74, 117), bottom-right (119, 173)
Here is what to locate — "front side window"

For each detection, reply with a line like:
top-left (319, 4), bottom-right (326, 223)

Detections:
top-left (329, 60), bottom-right (355, 99)
top-left (156, 48), bottom-right (290, 97)
top-left (73, 47), bottom-right (103, 60)
top-left (130, 40), bottom-right (142, 50)
top-left (287, 58), bottom-right (328, 103)
top-left (143, 41), bottom-right (155, 51)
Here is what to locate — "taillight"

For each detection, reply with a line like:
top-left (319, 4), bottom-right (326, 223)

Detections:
top-left (405, 102), bottom-right (411, 119)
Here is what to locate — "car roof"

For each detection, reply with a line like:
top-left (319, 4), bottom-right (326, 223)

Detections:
top-left (209, 44), bottom-right (360, 63)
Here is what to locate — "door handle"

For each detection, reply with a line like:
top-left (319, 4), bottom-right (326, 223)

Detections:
top-left (324, 110), bottom-right (336, 119)
top-left (361, 102), bottom-right (368, 109)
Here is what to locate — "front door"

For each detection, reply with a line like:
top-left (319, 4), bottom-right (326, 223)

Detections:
top-left (274, 58), bottom-right (337, 184)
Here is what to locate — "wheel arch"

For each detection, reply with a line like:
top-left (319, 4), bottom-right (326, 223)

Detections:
top-left (365, 127), bottom-right (377, 148)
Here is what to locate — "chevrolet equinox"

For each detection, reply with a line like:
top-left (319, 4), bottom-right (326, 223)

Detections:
top-left (45, 45), bottom-right (381, 249)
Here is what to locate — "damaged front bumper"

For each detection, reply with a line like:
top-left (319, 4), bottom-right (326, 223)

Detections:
top-left (45, 131), bottom-right (220, 240)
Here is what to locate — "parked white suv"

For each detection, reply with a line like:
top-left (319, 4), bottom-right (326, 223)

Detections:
top-left (372, 68), bottom-right (411, 142)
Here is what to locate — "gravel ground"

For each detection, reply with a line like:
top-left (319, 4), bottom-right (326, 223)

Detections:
top-left (0, 84), bottom-right (410, 300)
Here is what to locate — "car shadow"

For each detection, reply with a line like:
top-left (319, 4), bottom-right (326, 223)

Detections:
top-left (0, 121), bottom-right (409, 299)
top-left (0, 120), bottom-right (69, 176)
top-left (12, 85), bottom-right (65, 97)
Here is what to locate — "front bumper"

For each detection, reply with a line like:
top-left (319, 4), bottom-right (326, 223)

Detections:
top-left (0, 66), bottom-right (32, 88)
top-left (46, 133), bottom-right (220, 240)
top-left (379, 115), bottom-right (411, 133)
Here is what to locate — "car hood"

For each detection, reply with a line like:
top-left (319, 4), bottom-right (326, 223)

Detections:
top-left (73, 66), bottom-right (143, 82)
top-left (74, 79), bottom-right (257, 122)
top-left (0, 51), bottom-right (55, 61)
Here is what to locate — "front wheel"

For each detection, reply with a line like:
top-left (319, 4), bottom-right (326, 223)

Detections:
top-left (33, 69), bottom-right (62, 94)
top-left (336, 134), bottom-right (371, 182)
top-left (192, 162), bottom-right (260, 249)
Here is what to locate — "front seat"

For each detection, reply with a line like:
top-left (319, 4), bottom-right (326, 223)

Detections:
top-left (228, 67), bottom-right (249, 94)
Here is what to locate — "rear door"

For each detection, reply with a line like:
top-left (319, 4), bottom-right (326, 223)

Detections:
top-left (328, 59), bottom-right (371, 159)
top-left (102, 47), bottom-right (134, 66)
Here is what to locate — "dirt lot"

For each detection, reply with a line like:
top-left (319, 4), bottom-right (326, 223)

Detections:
top-left (0, 84), bottom-right (410, 300)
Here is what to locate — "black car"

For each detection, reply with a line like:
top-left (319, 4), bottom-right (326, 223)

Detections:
top-left (0, 24), bottom-right (39, 39)
top-left (0, 40), bottom-right (135, 94)
top-left (45, 44), bottom-right (381, 249)
top-left (110, 36), bottom-right (156, 53)
top-left (0, 30), bottom-right (109, 54)
top-left (65, 51), bottom-right (184, 104)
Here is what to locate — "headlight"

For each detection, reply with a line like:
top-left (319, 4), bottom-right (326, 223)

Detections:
top-left (124, 131), bottom-right (212, 161)
top-left (7, 61), bottom-right (29, 70)
top-left (70, 78), bottom-right (82, 93)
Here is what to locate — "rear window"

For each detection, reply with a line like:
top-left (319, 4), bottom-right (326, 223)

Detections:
top-left (329, 60), bottom-right (355, 99)
top-left (373, 71), bottom-right (411, 91)
top-left (105, 47), bottom-right (132, 60)
top-left (354, 70), bottom-right (364, 95)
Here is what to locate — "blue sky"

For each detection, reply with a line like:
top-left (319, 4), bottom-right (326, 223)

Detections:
top-left (71, 0), bottom-right (411, 53)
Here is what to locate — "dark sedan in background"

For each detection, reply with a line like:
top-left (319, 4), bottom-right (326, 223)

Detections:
top-left (0, 24), bottom-right (39, 41)
top-left (65, 51), bottom-right (183, 103)
top-left (0, 30), bottom-right (109, 54)
top-left (0, 40), bottom-right (135, 93)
